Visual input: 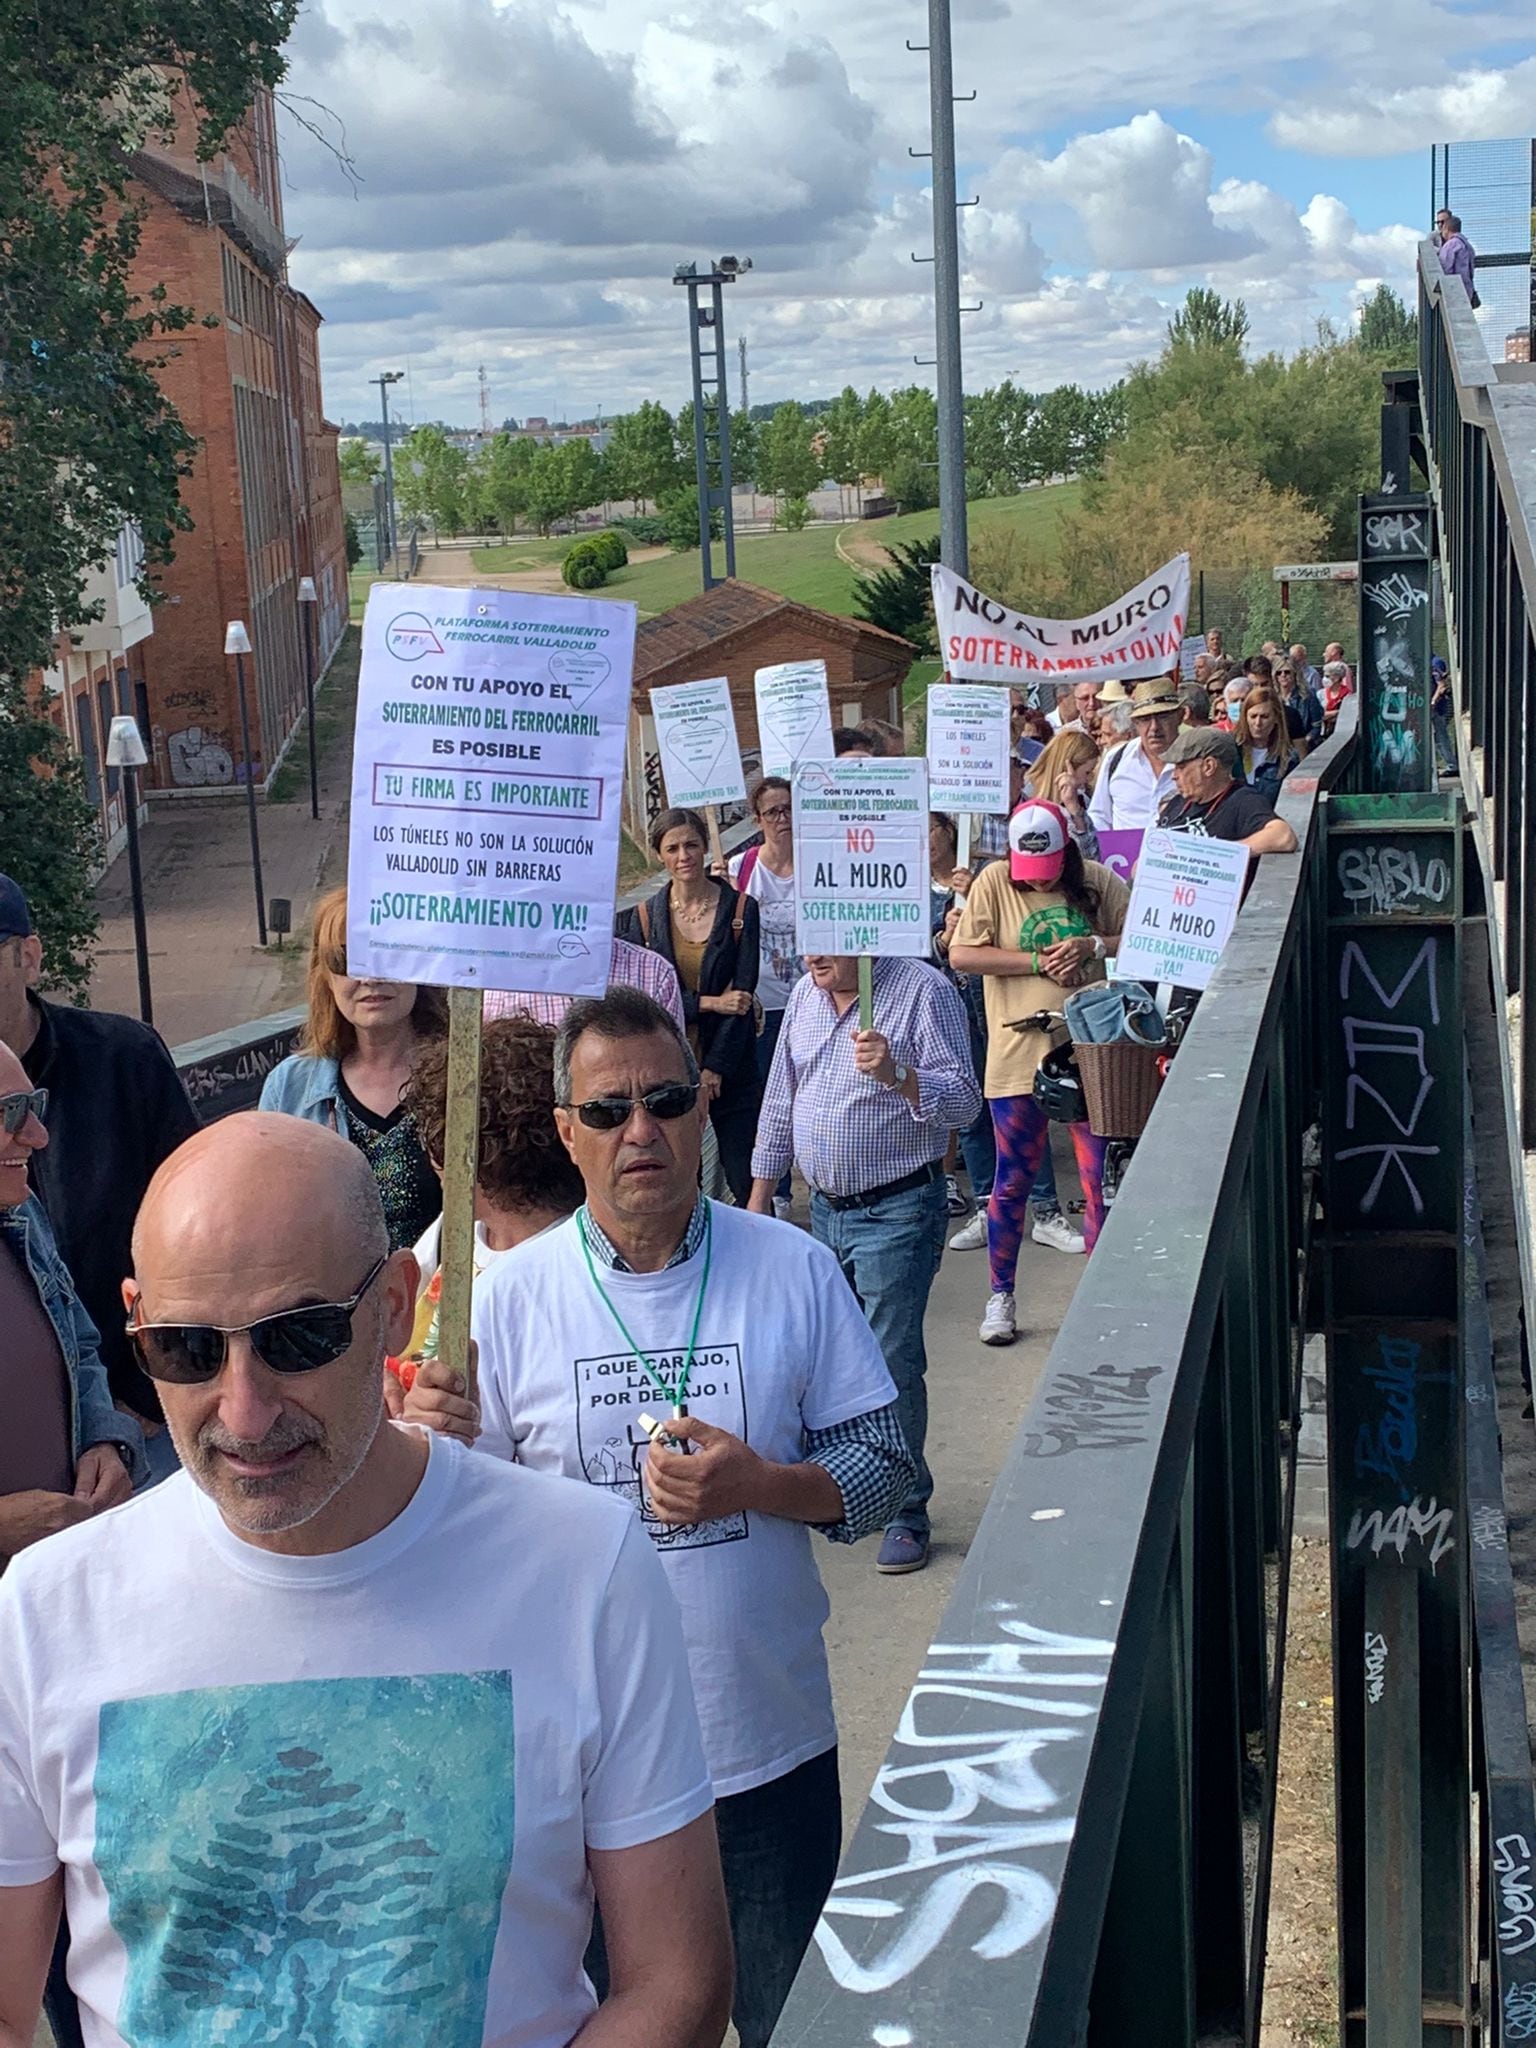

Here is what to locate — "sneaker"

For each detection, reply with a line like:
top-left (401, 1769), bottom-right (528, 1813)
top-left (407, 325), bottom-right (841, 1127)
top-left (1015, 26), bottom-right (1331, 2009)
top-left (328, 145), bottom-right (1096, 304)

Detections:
top-left (979, 1290), bottom-right (1017, 1345)
top-left (948, 1210), bottom-right (988, 1251)
top-left (877, 1528), bottom-right (930, 1575)
top-left (1032, 1210), bottom-right (1086, 1254)
top-left (945, 1173), bottom-right (968, 1216)
top-left (773, 1196), bottom-right (793, 1222)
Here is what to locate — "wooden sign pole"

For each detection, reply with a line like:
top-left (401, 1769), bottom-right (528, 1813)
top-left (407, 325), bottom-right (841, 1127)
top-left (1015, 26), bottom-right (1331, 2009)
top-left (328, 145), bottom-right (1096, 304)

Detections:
top-left (705, 803), bottom-right (726, 876)
top-left (435, 984), bottom-right (484, 1400)
top-left (858, 954), bottom-right (874, 1032)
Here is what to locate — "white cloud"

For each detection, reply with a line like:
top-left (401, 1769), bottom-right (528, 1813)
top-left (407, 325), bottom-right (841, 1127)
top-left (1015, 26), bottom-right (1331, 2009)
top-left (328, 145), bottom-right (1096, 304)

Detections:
top-left (1269, 57), bottom-right (1536, 156)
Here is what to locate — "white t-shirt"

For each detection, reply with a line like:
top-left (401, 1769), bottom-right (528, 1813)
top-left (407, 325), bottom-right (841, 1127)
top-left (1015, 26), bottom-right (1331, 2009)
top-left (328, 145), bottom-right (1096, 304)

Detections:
top-left (0, 1435), bottom-right (712, 2048)
top-left (470, 1202), bottom-right (896, 1796)
top-left (729, 849), bottom-right (803, 1011)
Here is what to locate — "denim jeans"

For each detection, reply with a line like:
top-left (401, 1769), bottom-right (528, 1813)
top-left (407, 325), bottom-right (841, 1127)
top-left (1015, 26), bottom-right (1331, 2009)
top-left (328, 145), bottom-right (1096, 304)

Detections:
top-left (811, 1171), bottom-right (947, 1537)
top-left (588, 1747), bottom-right (841, 2048)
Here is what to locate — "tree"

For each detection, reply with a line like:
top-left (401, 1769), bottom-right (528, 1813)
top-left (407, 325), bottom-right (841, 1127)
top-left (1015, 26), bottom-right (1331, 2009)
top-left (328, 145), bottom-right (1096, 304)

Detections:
top-left (729, 409), bottom-right (759, 490)
top-left (883, 456), bottom-right (938, 514)
top-left (2, 6), bottom-right (296, 990)
top-left (473, 432), bottom-right (534, 537)
top-left (558, 438), bottom-right (604, 523)
top-left (1166, 287), bottom-right (1250, 353)
top-left (338, 440), bottom-right (382, 486)
top-left (659, 485), bottom-right (722, 552)
top-left (1358, 284), bottom-right (1418, 360)
top-left (853, 534), bottom-right (940, 654)
top-left (757, 402), bottom-right (820, 515)
top-left (857, 390), bottom-right (894, 487)
top-left (343, 513), bottom-right (362, 570)
top-left (820, 387), bottom-right (866, 516)
top-left (606, 401), bottom-right (683, 510)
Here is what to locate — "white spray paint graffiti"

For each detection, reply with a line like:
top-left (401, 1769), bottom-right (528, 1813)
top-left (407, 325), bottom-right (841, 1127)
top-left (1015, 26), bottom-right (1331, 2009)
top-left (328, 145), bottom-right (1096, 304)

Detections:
top-left (167, 725), bottom-right (235, 787)
top-left (1365, 570), bottom-right (1430, 624)
top-left (1363, 1630), bottom-right (1388, 1706)
top-left (1335, 937), bottom-right (1441, 1217)
top-left (812, 1612), bottom-right (1113, 1996)
top-left (1496, 1835), bottom-right (1536, 1957)
top-left (1345, 1495), bottom-right (1455, 1570)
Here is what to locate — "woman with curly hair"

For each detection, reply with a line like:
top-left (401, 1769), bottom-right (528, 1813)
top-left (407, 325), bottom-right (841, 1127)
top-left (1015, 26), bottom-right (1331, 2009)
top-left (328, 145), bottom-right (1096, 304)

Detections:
top-left (390, 1014), bottom-right (585, 1389)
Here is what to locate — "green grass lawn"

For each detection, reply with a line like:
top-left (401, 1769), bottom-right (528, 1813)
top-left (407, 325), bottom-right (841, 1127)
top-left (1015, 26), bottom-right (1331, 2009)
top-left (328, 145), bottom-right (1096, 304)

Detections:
top-left (269, 626), bottom-right (359, 804)
top-left (468, 536), bottom-right (580, 573)
top-left (862, 485), bottom-right (1082, 561)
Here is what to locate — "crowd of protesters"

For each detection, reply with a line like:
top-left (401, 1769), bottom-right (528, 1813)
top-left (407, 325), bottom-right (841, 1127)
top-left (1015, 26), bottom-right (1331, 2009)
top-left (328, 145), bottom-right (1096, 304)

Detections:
top-left (0, 650), bottom-right (1345, 2048)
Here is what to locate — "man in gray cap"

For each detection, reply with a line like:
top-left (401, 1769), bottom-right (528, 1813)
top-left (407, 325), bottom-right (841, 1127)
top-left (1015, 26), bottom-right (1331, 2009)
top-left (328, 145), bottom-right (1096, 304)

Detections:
top-left (1156, 727), bottom-right (1299, 853)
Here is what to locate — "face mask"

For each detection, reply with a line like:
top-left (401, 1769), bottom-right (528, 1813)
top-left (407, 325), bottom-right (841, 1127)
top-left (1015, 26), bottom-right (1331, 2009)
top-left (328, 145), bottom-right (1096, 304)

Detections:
top-left (1226, 696), bottom-right (1244, 717)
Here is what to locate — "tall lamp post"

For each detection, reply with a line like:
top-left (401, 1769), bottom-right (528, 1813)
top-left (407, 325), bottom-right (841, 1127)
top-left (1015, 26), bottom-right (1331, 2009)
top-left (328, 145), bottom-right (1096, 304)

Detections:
top-left (370, 369), bottom-right (405, 577)
top-left (297, 575), bottom-right (320, 821)
top-left (225, 620), bottom-right (268, 947)
top-left (672, 257), bottom-right (750, 592)
top-left (105, 715), bottom-right (154, 1026)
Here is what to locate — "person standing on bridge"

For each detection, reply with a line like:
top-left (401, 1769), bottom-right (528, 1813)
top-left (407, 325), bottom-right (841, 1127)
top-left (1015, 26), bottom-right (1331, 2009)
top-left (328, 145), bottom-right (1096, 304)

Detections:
top-left (406, 987), bottom-right (913, 2048)
top-left (1086, 677), bottom-right (1182, 832)
top-left (747, 952), bottom-right (979, 1576)
top-left (0, 874), bottom-right (199, 1490)
top-left (1157, 727), bottom-right (1299, 851)
top-left (1438, 214), bottom-right (1478, 303)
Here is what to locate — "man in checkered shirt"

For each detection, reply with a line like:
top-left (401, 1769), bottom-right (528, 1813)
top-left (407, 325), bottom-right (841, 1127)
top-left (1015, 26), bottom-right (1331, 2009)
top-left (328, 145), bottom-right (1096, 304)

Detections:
top-left (483, 935), bottom-right (684, 1033)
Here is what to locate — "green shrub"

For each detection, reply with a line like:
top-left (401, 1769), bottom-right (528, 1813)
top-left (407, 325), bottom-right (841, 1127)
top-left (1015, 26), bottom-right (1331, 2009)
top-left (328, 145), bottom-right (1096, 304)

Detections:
top-left (561, 542), bottom-right (608, 590)
top-left (588, 530), bottom-right (628, 571)
top-left (614, 514), bottom-right (669, 546)
top-left (779, 494), bottom-right (812, 531)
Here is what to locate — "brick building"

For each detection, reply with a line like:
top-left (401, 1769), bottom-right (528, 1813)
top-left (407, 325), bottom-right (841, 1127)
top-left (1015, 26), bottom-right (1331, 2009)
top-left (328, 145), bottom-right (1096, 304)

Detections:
top-left (124, 87), bottom-right (347, 793)
top-left (623, 581), bottom-right (915, 840)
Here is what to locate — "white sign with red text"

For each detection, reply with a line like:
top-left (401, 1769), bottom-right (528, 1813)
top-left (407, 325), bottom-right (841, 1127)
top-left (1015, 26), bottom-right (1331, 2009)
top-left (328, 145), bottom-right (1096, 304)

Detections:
top-left (792, 758), bottom-right (931, 957)
top-left (931, 554), bottom-right (1192, 686)
top-left (1114, 827), bottom-right (1249, 990)
top-left (925, 682), bottom-right (1012, 815)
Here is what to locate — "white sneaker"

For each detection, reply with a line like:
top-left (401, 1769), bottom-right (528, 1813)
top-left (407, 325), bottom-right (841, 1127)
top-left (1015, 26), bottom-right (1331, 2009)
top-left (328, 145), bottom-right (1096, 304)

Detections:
top-left (773, 1196), bottom-right (793, 1222)
top-left (979, 1291), bottom-right (1017, 1345)
top-left (945, 1173), bottom-right (968, 1216)
top-left (948, 1210), bottom-right (988, 1250)
top-left (1032, 1210), bottom-right (1086, 1254)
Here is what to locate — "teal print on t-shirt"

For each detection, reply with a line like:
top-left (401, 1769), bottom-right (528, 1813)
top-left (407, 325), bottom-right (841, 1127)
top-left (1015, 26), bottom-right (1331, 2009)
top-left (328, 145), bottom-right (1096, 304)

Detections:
top-left (92, 1670), bottom-right (516, 2046)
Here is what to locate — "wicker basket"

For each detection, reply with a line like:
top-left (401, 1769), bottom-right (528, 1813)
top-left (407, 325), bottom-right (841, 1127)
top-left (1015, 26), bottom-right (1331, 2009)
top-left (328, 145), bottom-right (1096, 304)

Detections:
top-left (1071, 1038), bottom-right (1165, 1139)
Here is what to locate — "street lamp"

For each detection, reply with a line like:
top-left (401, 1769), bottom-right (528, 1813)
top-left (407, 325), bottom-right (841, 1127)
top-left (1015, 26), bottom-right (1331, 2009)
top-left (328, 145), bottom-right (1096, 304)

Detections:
top-left (672, 258), bottom-right (751, 591)
top-left (105, 715), bottom-right (153, 1026)
top-left (224, 620), bottom-right (268, 947)
top-left (370, 370), bottom-right (405, 577)
top-left (297, 575), bottom-right (319, 821)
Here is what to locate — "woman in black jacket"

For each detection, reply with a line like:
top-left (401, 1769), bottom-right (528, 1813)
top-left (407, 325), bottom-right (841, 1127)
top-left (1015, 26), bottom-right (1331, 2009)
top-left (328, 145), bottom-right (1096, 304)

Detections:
top-left (619, 807), bottom-right (762, 1203)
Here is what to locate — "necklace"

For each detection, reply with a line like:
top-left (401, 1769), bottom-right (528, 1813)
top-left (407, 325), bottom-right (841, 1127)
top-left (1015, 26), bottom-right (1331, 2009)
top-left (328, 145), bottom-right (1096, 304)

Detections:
top-left (576, 1205), bottom-right (713, 1417)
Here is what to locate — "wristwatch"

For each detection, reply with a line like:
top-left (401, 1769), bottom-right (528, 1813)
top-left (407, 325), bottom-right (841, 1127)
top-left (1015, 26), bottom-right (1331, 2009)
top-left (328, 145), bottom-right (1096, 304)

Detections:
top-left (890, 1062), bottom-right (911, 1089)
top-left (1091, 935), bottom-right (1106, 961)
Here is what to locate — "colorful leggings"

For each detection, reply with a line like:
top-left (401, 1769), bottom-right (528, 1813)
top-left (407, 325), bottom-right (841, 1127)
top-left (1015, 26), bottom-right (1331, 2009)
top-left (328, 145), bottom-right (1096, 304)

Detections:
top-left (987, 1094), bottom-right (1109, 1293)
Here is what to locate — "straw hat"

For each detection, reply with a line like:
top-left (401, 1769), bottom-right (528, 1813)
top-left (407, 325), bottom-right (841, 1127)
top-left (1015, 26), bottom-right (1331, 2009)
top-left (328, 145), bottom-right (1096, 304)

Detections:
top-left (1097, 678), bottom-right (1132, 705)
top-left (1129, 677), bottom-right (1182, 718)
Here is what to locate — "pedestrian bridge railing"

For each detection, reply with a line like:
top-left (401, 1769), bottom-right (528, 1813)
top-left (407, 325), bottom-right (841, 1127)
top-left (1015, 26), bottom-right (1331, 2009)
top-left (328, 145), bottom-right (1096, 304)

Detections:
top-left (772, 705), bottom-right (1359, 2047)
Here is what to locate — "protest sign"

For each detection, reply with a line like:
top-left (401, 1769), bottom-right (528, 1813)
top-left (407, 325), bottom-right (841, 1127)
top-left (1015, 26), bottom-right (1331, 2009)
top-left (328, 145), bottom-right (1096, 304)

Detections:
top-left (650, 675), bottom-right (747, 811)
top-left (926, 681), bottom-right (1012, 815)
top-left (1179, 634), bottom-right (1207, 680)
top-left (1096, 829), bottom-right (1144, 884)
top-left (347, 583), bottom-right (635, 995)
top-left (792, 759), bottom-right (930, 959)
top-left (1114, 827), bottom-right (1249, 990)
top-left (931, 554), bottom-right (1191, 685)
top-left (755, 660), bottom-right (834, 779)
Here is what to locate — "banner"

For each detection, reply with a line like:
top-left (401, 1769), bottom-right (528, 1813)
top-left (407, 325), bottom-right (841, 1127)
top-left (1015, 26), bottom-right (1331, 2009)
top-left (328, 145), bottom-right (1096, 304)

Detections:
top-left (347, 583), bottom-right (634, 994)
top-left (931, 553), bottom-right (1191, 685)
top-left (792, 759), bottom-right (931, 957)
top-left (1114, 827), bottom-right (1249, 990)
top-left (755, 660), bottom-right (834, 779)
top-left (650, 675), bottom-right (746, 811)
top-left (925, 682), bottom-right (1011, 815)
top-left (1095, 829), bottom-right (1144, 884)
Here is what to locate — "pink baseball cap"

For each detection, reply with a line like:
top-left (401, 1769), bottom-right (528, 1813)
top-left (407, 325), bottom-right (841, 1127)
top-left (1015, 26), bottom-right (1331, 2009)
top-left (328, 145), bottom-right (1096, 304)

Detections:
top-left (1008, 799), bottom-right (1070, 884)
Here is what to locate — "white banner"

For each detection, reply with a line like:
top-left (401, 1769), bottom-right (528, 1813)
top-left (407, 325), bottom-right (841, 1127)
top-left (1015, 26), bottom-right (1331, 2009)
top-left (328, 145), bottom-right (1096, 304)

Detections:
top-left (931, 553), bottom-right (1191, 685)
top-left (793, 759), bottom-right (931, 957)
top-left (650, 675), bottom-right (746, 811)
top-left (755, 660), bottom-right (834, 779)
top-left (1114, 827), bottom-right (1249, 990)
top-left (925, 682), bottom-right (1012, 815)
top-left (347, 583), bottom-right (634, 994)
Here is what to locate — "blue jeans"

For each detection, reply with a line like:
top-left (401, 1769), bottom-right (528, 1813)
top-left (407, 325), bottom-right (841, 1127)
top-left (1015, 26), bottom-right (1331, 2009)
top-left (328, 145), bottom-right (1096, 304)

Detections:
top-left (811, 1171), bottom-right (947, 1538)
top-left (757, 1009), bottom-right (792, 1202)
top-left (588, 1747), bottom-right (841, 2048)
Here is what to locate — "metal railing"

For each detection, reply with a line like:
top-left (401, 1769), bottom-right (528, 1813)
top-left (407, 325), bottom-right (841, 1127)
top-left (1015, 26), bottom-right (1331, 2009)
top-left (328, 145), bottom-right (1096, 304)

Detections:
top-left (773, 705), bottom-right (1359, 2047)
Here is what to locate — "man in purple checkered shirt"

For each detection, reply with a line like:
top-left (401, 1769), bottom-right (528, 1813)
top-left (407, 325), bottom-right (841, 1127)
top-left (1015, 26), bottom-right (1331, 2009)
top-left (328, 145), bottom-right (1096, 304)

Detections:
top-left (483, 937), bottom-right (685, 1033)
top-left (748, 953), bottom-right (979, 1575)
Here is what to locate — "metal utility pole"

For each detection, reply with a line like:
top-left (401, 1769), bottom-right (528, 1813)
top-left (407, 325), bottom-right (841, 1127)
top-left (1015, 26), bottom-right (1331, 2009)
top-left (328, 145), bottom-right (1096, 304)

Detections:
top-left (674, 258), bottom-right (750, 592)
top-left (926, 0), bottom-right (968, 575)
top-left (738, 335), bottom-right (749, 414)
top-left (224, 621), bottom-right (268, 947)
top-left (297, 576), bottom-right (320, 821)
top-left (371, 370), bottom-right (404, 577)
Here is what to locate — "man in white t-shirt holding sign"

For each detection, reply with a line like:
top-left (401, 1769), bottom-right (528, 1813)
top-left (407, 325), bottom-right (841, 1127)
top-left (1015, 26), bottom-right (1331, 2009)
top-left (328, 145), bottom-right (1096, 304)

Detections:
top-left (407, 987), bottom-right (913, 2048)
top-left (0, 1113), bottom-right (731, 2048)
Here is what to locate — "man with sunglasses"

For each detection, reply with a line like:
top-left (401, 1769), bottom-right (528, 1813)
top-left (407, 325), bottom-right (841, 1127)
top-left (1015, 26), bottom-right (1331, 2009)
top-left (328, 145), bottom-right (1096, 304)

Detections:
top-left (1086, 677), bottom-right (1183, 833)
top-left (0, 1110), bottom-right (732, 2048)
top-left (408, 988), bottom-right (914, 2048)
top-left (0, 874), bottom-right (199, 1482)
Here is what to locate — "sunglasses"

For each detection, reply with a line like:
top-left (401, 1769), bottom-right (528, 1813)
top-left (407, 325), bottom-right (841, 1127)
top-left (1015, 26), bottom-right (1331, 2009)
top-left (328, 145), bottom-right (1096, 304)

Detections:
top-left (0, 1088), bottom-right (47, 1135)
top-left (561, 1083), bottom-right (699, 1131)
top-left (125, 1254), bottom-right (389, 1383)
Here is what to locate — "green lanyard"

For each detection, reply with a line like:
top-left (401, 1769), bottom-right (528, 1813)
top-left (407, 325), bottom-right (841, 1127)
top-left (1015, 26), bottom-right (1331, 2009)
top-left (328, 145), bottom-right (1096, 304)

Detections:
top-left (576, 1203), bottom-right (713, 1417)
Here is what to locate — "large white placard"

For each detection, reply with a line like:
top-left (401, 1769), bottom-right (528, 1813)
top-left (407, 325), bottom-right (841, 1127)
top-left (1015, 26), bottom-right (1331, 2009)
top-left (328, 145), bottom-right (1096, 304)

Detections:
top-left (926, 682), bottom-right (1012, 815)
top-left (931, 553), bottom-right (1192, 685)
top-left (792, 758), bottom-right (931, 957)
top-left (755, 660), bottom-right (834, 779)
top-left (1114, 826), bottom-right (1250, 990)
top-left (347, 582), bottom-right (635, 994)
top-left (649, 675), bottom-right (746, 811)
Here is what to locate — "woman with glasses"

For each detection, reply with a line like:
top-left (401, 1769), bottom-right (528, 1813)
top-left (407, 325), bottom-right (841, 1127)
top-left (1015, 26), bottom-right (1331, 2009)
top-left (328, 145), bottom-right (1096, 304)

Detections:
top-left (260, 886), bottom-right (446, 1251)
top-left (619, 807), bottom-right (762, 1204)
top-left (729, 778), bottom-right (800, 1218)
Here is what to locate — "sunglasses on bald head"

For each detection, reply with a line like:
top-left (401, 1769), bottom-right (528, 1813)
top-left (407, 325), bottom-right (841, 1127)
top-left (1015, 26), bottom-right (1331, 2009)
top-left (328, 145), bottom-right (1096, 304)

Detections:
top-left (0, 1088), bottom-right (46, 1135)
top-left (125, 1254), bottom-right (389, 1383)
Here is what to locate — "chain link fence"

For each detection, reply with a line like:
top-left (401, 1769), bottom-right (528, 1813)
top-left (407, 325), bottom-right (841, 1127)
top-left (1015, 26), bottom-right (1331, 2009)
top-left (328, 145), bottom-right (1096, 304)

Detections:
top-left (1431, 137), bottom-right (1535, 363)
top-left (1195, 567), bottom-right (1358, 664)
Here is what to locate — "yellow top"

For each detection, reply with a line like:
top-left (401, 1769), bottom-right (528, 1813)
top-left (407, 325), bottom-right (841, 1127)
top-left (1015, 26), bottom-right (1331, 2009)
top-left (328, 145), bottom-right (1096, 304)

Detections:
top-left (953, 858), bottom-right (1129, 1097)
top-left (672, 932), bottom-right (708, 1057)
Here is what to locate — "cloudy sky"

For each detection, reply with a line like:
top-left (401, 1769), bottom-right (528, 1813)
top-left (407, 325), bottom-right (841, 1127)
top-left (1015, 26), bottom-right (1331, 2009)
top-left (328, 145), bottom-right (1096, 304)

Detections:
top-left (276, 0), bottom-right (1536, 429)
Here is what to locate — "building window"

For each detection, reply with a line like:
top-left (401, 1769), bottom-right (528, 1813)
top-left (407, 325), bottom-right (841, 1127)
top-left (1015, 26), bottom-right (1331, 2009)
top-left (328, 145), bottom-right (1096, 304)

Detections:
top-left (75, 691), bottom-right (101, 810)
top-left (98, 676), bottom-right (120, 800)
top-left (114, 521), bottom-right (144, 588)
